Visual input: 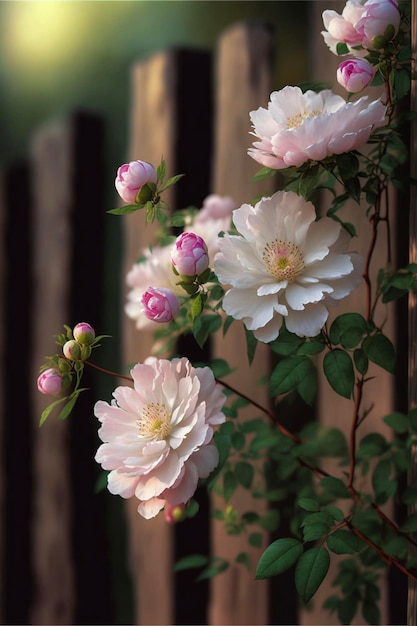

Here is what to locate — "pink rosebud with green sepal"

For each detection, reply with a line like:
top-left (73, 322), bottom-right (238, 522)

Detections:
top-left (141, 287), bottom-right (180, 323)
top-left (37, 368), bottom-right (64, 395)
top-left (337, 58), bottom-right (374, 93)
top-left (115, 160), bottom-right (157, 204)
top-left (73, 322), bottom-right (95, 345)
top-left (171, 232), bottom-right (209, 277)
top-left (63, 340), bottom-right (82, 361)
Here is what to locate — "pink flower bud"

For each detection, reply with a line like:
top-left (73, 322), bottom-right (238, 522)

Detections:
top-left (37, 368), bottom-right (63, 395)
top-left (356, 0), bottom-right (400, 48)
top-left (115, 160), bottom-right (157, 204)
top-left (171, 232), bottom-right (209, 277)
top-left (164, 503), bottom-right (186, 523)
top-left (337, 58), bottom-right (374, 93)
top-left (63, 340), bottom-right (82, 361)
top-left (141, 287), bottom-right (180, 323)
top-left (73, 322), bottom-right (95, 345)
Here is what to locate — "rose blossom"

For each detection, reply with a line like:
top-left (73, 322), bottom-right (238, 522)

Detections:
top-left (214, 190), bottom-right (363, 343)
top-left (355, 0), bottom-right (400, 48)
top-left (171, 232), bottom-right (209, 277)
top-left (248, 86), bottom-right (386, 170)
top-left (337, 58), bottom-right (374, 92)
top-left (37, 368), bottom-right (63, 395)
top-left (115, 160), bottom-right (157, 204)
top-left (94, 356), bottom-right (226, 519)
top-left (141, 287), bottom-right (180, 323)
top-left (322, 0), bottom-right (400, 55)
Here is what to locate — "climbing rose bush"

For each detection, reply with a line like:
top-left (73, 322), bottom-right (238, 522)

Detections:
top-left (94, 356), bottom-right (226, 519)
top-left (247, 86), bottom-right (386, 169)
top-left (214, 190), bottom-right (363, 343)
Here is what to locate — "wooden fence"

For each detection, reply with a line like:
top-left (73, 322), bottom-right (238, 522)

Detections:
top-left (0, 8), bottom-right (410, 626)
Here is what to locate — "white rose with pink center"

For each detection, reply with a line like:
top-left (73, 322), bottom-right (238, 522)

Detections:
top-left (214, 190), bottom-right (364, 343)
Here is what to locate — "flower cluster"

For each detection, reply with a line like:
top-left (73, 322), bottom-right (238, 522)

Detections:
top-left (37, 322), bottom-right (97, 396)
top-left (125, 193), bottom-right (235, 330)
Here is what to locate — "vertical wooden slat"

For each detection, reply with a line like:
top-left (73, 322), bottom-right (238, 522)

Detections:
top-left (210, 22), bottom-right (275, 626)
top-left (123, 47), bottom-right (212, 625)
top-left (30, 122), bottom-right (75, 625)
top-left (409, 2), bottom-right (417, 624)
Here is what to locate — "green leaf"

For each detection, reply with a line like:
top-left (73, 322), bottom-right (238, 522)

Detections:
top-left (362, 333), bottom-right (396, 373)
top-left (301, 511), bottom-right (334, 527)
top-left (372, 459), bottom-right (396, 504)
top-left (223, 470), bottom-right (238, 501)
top-left (256, 538), bottom-right (303, 579)
top-left (57, 392), bottom-right (82, 421)
top-left (295, 546), bottom-right (330, 604)
top-left (236, 552), bottom-right (251, 571)
top-left (296, 359), bottom-right (317, 406)
top-left (336, 41), bottom-right (349, 55)
top-left (258, 510), bottom-right (280, 532)
top-left (329, 313), bottom-right (367, 345)
top-left (209, 358), bottom-right (235, 378)
top-left (401, 513), bottom-right (417, 533)
top-left (193, 314), bottom-right (222, 348)
top-left (235, 461), bottom-right (254, 489)
top-left (173, 554), bottom-right (209, 572)
top-left (249, 532), bottom-right (263, 548)
top-left (196, 557), bottom-right (229, 581)
top-left (298, 498), bottom-right (320, 512)
top-left (39, 395), bottom-right (68, 426)
top-left (270, 326), bottom-right (305, 355)
top-left (383, 411), bottom-right (409, 433)
top-left (159, 173), bottom-right (185, 192)
top-left (191, 293), bottom-right (204, 320)
top-left (107, 204), bottom-right (141, 215)
top-left (270, 355), bottom-right (312, 397)
top-left (327, 529), bottom-right (363, 554)
top-left (251, 166), bottom-right (276, 182)
top-left (362, 599), bottom-right (381, 625)
top-left (323, 349), bottom-right (355, 399)
top-left (303, 524), bottom-right (330, 542)
top-left (156, 159), bottom-right (166, 182)
top-left (320, 476), bottom-right (350, 498)
top-left (357, 433), bottom-right (388, 460)
top-left (354, 348), bottom-right (368, 375)
top-left (244, 327), bottom-right (257, 365)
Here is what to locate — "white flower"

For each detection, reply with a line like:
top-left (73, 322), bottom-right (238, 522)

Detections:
top-left (94, 356), bottom-right (226, 519)
top-left (214, 191), bottom-right (363, 343)
top-left (248, 86), bottom-right (386, 170)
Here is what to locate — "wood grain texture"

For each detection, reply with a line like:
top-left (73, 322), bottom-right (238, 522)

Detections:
top-left (209, 22), bottom-right (275, 626)
top-left (30, 122), bottom-right (75, 625)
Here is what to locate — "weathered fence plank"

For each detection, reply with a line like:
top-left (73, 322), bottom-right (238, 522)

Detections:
top-left (210, 22), bottom-right (276, 626)
top-left (30, 122), bottom-right (75, 625)
top-left (123, 48), bottom-right (212, 625)
top-left (29, 112), bottom-right (106, 625)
